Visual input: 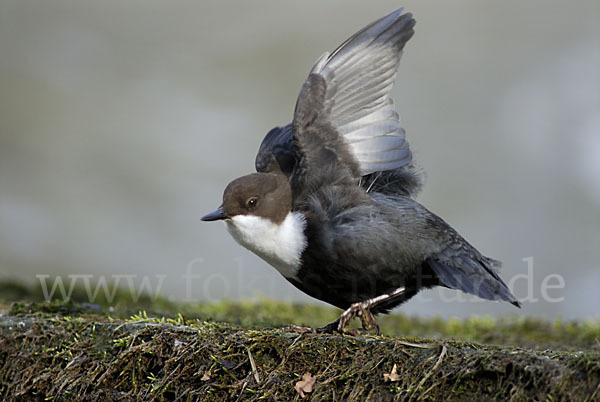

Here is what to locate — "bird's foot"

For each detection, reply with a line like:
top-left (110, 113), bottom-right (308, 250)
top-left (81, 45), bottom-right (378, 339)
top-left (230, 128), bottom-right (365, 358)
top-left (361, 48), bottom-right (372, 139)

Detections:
top-left (289, 310), bottom-right (379, 337)
top-left (292, 288), bottom-right (406, 336)
top-left (336, 288), bottom-right (406, 335)
top-left (337, 301), bottom-right (380, 334)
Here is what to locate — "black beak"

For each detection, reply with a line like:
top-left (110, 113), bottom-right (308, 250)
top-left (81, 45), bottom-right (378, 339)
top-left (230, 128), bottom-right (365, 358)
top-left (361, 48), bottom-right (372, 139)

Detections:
top-left (201, 206), bottom-right (228, 221)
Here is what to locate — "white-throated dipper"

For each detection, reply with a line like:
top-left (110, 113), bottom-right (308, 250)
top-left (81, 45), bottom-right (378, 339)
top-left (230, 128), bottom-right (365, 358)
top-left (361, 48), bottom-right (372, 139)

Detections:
top-left (202, 8), bottom-right (520, 333)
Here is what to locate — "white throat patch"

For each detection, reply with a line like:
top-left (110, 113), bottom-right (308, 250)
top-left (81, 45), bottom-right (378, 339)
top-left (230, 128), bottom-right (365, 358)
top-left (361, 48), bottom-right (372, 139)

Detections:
top-left (226, 212), bottom-right (307, 280)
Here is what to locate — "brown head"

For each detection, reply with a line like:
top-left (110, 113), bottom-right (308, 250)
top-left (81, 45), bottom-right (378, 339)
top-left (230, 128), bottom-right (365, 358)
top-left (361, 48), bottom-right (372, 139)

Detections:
top-left (201, 173), bottom-right (292, 224)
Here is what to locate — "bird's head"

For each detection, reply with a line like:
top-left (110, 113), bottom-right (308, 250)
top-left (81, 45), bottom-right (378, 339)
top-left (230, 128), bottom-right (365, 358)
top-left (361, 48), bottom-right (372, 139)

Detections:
top-left (201, 172), bottom-right (292, 225)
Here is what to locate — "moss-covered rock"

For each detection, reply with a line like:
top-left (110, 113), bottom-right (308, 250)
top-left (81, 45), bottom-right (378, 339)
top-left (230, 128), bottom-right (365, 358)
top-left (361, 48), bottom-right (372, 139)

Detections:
top-left (0, 281), bottom-right (599, 400)
top-left (0, 300), bottom-right (598, 401)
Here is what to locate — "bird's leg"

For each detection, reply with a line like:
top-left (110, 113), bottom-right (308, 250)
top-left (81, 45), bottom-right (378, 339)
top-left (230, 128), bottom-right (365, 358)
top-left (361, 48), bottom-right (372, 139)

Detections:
top-left (337, 287), bottom-right (406, 333)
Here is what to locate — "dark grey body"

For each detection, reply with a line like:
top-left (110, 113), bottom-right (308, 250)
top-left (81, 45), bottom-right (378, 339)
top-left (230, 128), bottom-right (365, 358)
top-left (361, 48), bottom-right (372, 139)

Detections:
top-left (257, 125), bottom-right (518, 313)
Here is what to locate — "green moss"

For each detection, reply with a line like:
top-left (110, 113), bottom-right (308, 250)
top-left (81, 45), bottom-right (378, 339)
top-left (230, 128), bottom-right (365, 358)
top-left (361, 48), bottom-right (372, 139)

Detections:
top-left (3, 308), bottom-right (597, 401)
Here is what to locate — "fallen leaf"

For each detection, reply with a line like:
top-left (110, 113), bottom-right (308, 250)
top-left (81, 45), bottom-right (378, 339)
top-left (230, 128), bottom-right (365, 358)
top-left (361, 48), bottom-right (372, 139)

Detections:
top-left (201, 371), bottom-right (211, 381)
top-left (294, 372), bottom-right (316, 398)
top-left (383, 363), bottom-right (401, 382)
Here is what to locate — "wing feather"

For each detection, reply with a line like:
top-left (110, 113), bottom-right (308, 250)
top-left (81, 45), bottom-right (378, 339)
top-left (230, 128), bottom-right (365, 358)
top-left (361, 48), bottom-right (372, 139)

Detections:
top-left (292, 8), bottom-right (416, 187)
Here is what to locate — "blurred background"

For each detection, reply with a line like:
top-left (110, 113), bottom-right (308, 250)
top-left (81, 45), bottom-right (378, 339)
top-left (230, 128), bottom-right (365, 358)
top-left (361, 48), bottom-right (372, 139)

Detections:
top-left (1, 0), bottom-right (598, 319)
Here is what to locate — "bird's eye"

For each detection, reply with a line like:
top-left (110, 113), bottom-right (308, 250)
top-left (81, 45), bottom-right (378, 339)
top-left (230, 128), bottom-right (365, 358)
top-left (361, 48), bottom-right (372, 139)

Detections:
top-left (246, 197), bottom-right (258, 208)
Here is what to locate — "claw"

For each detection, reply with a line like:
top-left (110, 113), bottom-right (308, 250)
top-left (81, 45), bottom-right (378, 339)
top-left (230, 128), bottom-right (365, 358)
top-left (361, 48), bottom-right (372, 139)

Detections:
top-left (358, 306), bottom-right (378, 331)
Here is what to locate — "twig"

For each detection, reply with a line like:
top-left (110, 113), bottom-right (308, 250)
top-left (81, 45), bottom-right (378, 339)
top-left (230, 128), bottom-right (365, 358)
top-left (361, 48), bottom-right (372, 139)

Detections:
top-left (288, 332), bottom-right (306, 350)
top-left (395, 340), bottom-right (437, 349)
top-left (410, 344), bottom-right (447, 402)
top-left (247, 349), bottom-right (260, 384)
top-left (318, 352), bottom-right (341, 385)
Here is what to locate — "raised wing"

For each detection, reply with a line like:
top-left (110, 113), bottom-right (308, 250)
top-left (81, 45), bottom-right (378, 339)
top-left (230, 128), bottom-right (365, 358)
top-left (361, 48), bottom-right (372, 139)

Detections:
top-left (292, 8), bottom-right (415, 192)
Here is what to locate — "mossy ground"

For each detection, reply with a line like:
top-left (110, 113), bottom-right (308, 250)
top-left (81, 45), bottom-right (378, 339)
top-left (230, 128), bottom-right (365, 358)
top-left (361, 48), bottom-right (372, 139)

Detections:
top-left (0, 280), bottom-right (599, 401)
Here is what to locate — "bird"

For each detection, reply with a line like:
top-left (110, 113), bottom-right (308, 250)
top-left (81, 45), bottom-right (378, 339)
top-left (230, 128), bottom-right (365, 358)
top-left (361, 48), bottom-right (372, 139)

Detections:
top-left (201, 8), bottom-right (520, 334)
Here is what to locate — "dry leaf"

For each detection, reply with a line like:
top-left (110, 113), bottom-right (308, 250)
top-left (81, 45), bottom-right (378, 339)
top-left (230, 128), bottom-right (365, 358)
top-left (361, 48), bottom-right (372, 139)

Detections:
top-left (294, 372), bottom-right (316, 398)
top-left (383, 363), bottom-right (401, 382)
top-left (200, 371), bottom-right (211, 381)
